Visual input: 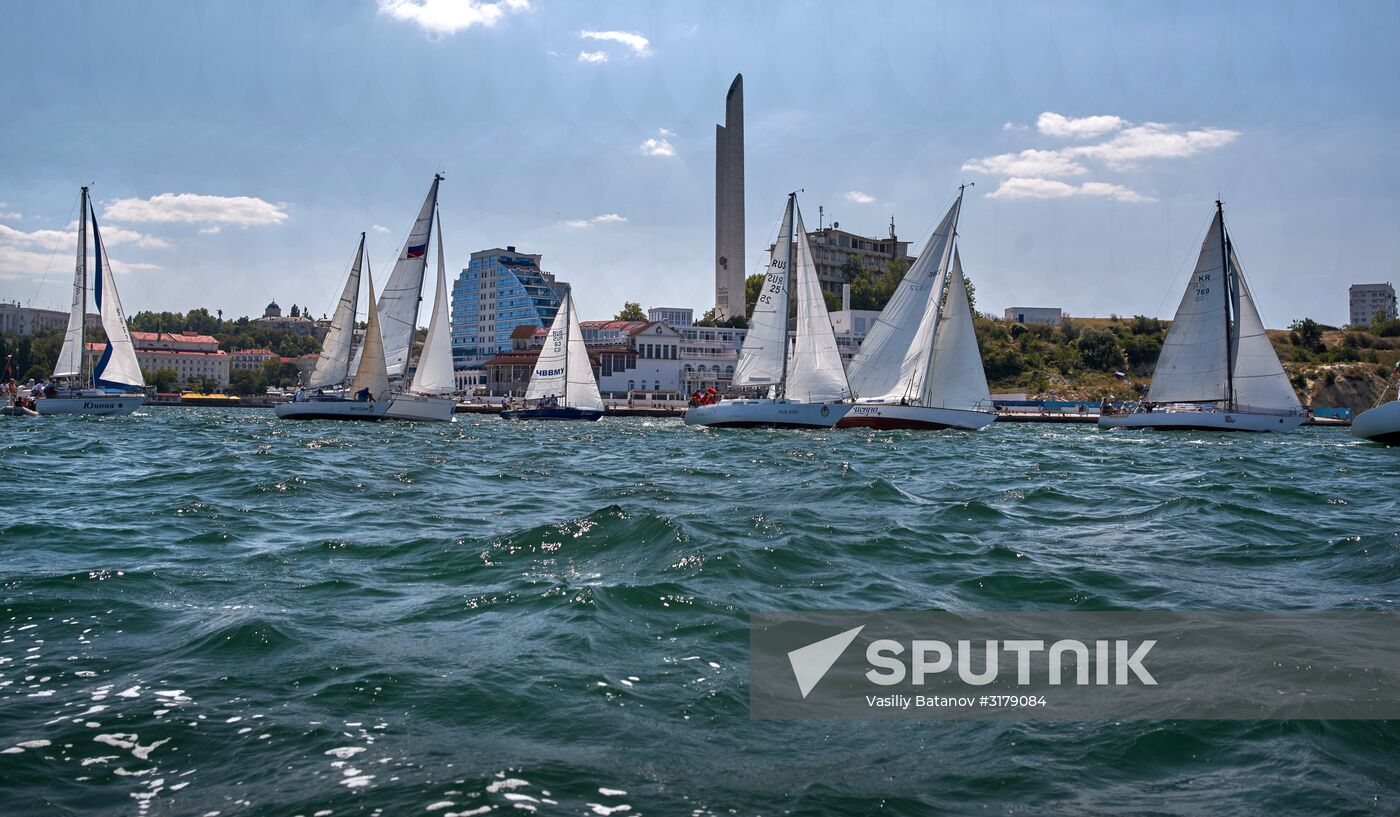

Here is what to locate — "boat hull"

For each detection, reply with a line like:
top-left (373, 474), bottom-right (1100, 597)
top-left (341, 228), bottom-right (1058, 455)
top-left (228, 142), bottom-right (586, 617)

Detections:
top-left (1350, 401), bottom-right (1400, 444)
top-left (34, 394), bottom-right (146, 416)
top-left (274, 400), bottom-right (391, 421)
top-left (500, 406), bottom-right (603, 421)
top-left (385, 393), bottom-right (456, 422)
top-left (837, 403), bottom-right (996, 430)
top-left (683, 398), bottom-right (851, 429)
top-left (2, 404), bottom-right (39, 417)
top-left (1098, 409), bottom-right (1306, 432)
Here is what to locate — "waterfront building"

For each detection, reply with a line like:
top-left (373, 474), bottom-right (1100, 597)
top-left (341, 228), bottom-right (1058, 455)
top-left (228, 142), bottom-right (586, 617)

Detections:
top-left (714, 74), bottom-right (745, 321)
top-left (1349, 283), bottom-right (1397, 326)
top-left (0, 300), bottom-right (100, 337)
top-left (648, 306), bottom-right (694, 327)
top-left (230, 348), bottom-right (278, 372)
top-left (679, 323), bottom-right (747, 394)
top-left (1004, 307), bottom-right (1063, 326)
top-left (83, 330), bottom-right (230, 388)
top-left (451, 246), bottom-right (566, 372)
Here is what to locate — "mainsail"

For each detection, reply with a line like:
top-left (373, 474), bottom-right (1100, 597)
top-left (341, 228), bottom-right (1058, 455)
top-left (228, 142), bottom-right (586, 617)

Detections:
top-left (350, 264), bottom-right (390, 400)
top-left (376, 175), bottom-right (441, 379)
top-left (408, 210), bottom-right (457, 396)
top-left (52, 187), bottom-right (88, 380)
top-left (846, 191), bottom-right (962, 401)
top-left (784, 202), bottom-right (850, 402)
top-left (1149, 211), bottom-right (1231, 404)
top-left (1228, 244), bottom-right (1302, 413)
top-left (90, 203), bottom-right (144, 390)
top-left (524, 292), bottom-right (603, 410)
top-left (306, 234), bottom-right (364, 390)
top-left (921, 248), bottom-right (990, 411)
top-left (731, 196), bottom-right (794, 389)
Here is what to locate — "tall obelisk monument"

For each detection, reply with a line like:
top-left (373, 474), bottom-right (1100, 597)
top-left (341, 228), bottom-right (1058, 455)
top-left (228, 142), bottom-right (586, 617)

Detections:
top-left (714, 74), bottom-right (745, 321)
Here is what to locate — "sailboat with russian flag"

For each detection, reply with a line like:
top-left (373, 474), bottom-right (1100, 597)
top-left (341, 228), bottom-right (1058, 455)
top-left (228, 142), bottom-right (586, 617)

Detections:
top-left (32, 186), bottom-right (146, 416)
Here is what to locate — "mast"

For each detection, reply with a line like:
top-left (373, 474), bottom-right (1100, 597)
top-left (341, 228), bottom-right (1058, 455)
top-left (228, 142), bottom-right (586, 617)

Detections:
top-left (1218, 200), bottom-right (1235, 411)
top-left (561, 292), bottom-right (572, 408)
top-left (79, 186), bottom-right (89, 385)
top-left (777, 192), bottom-right (796, 398)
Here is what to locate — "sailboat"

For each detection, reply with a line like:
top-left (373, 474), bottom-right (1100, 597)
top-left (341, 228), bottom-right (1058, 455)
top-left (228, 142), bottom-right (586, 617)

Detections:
top-left (838, 186), bottom-right (994, 430)
top-left (34, 186), bottom-right (146, 416)
top-left (684, 192), bottom-right (852, 429)
top-left (1350, 363), bottom-right (1400, 444)
top-left (275, 233), bottom-right (392, 421)
top-left (501, 290), bottom-right (605, 421)
top-left (383, 205), bottom-right (457, 422)
top-left (1099, 201), bottom-right (1308, 432)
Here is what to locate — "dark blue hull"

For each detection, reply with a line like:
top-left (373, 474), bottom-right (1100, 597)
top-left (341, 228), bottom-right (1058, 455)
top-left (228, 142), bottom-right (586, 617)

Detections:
top-left (500, 407), bottom-right (604, 421)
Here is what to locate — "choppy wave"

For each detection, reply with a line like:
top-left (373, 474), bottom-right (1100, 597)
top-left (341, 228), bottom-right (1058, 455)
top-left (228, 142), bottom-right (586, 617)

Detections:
top-left (2, 408), bottom-right (1399, 815)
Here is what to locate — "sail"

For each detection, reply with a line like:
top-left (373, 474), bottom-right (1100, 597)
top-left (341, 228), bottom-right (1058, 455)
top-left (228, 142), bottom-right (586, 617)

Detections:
top-left (1149, 211), bottom-right (1230, 404)
top-left (350, 265), bottom-right (390, 400)
top-left (847, 193), bottom-right (961, 402)
top-left (409, 211), bottom-right (457, 396)
top-left (90, 205), bottom-right (144, 390)
top-left (784, 203), bottom-right (850, 402)
top-left (525, 293), bottom-right (570, 402)
top-left (1228, 244), bottom-right (1302, 413)
top-left (731, 197), bottom-right (794, 388)
top-left (307, 235), bottom-right (364, 389)
top-left (563, 293), bottom-right (604, 411)
top-left (922, 248), bottom-right (990, 411)
top-left (53, 188), bottom-right (88, 379)
top-left (377, 175), bottom-right (440, 379)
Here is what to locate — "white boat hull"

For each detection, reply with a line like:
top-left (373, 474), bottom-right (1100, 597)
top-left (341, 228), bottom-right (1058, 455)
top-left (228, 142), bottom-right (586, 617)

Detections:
top-left (34, 394), bottom-right (145, 416)
top-left (274, 400), bottom-right (392, 421)
top-left (1098, 408), bottom-right (1306, 432)
top-left (384, 392), bottom-right (456, 422)
top-left (683, 398), bottom-right (851, 429)
top-left (1350, 400), bottom-right (1400, 445)
top-left (838, 402), bottom-right (996, 430)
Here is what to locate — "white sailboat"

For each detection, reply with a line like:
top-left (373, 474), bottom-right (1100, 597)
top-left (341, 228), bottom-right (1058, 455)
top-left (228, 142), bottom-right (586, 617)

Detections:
top-left (384, 206), bottom-right (457, 422)
top-left (501, 290), bottom-right (605, 421)
top-left (1099, 201), bottom-right (1308, 432)
top-left (839, 186), bottom-right (994, 430)
top-left (1350, 363), bottom-right (1400, 444)
top-left (32, 186), bottom-right (146, 416)
top-left (684, 192), bottom-right (852, 429)
top-left (276, 234), bottom-right (392, 421)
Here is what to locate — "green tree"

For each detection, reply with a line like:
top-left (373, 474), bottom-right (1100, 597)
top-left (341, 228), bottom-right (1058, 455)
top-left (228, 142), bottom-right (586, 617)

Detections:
top-left (146, 367), bottom-right (180, 392)
top-left (1076, 327), bottom-right (1123, 371)
top-left (1289, 318), bottom-right (1325, 353)
top-left (229, 369), bottom-right (262, 395)
top-left (260, 358), bottom-right (299, 388)
top-left (694, 308), bottom-right (747, 329)
top-left (614, 302), bottom-right (646, 321)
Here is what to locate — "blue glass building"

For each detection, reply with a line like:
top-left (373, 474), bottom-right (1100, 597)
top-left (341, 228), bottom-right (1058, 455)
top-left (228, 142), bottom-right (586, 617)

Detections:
top-left (451, 246), bottom-right (566, 370)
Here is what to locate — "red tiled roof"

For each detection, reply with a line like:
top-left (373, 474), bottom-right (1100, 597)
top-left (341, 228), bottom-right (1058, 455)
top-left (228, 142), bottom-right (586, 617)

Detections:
top-left (130, 330), bottom-right (219, 344)
top-left (83, 342), bottom-right (226, 356)
top-left (509, 325), bottom-right (539, 340)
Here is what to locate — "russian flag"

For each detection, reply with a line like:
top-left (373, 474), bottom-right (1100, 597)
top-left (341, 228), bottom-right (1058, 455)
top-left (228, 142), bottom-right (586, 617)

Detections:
top-left (405, 243), bottom-right (428, 259)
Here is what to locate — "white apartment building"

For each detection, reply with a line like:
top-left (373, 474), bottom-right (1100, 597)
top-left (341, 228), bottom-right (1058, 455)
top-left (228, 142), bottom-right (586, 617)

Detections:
top-left (1349, 283), bottom-right (1396, 326)
top-left (0, 301), bottom-right (101, 337)
top-left (84, 331), bottom-right (230, 389)
top-left (647, 306), bottom-right (694, 328)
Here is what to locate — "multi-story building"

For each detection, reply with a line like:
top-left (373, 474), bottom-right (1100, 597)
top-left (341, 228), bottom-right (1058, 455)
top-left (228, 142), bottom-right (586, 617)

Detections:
top-left (252, 301), bottom-right (329, 340)
top-left (679, 323), bottom-right (747, 394)
top-left (775, 221), bottom-right (912, 298)
top-left (1004, 307), bottom-right (1063, 326)
top-left (482, 320), bottom-right (683, 398)
top-left (648, 306), bottom-right (694, 328)
top-left (0, 301), bottom-right (100, 337)
top-left (451, 246), bottom-right (567, 371)
top-left (1349, 283), bottom-right (1397, 326)
top-left (231, 348), bottom-right (278, 372)
top-left (828, 307), bottom-right (885, 364)
top-left (83, 330), bottom-right (230, 388)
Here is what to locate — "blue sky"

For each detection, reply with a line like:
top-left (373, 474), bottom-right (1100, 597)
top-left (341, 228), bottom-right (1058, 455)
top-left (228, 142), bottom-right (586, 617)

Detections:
top-left (2, 0), bottom-right (1397, 327)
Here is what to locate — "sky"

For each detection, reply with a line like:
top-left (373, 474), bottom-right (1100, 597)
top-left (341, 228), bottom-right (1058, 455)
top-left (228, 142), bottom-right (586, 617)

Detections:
top-left (1, 0), bottom-right (1398, 327)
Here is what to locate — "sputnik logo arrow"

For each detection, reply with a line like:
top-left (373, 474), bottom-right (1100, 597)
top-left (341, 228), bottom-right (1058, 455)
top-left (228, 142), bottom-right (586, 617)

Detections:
top-left (787, 625), bottom-right (864, 699)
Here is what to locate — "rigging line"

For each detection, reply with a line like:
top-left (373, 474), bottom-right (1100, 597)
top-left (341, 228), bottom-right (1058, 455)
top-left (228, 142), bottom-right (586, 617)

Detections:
top-left (27, 191), bottom-right (83, 309)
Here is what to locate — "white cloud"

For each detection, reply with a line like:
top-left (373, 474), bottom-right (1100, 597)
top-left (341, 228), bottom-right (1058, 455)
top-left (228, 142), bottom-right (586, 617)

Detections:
top-left (640, 130), bottom-right (675, 157)
top-left (198, 226), bottom-right (222, 235)
top-left (1036, 112), bottom-right (1125, 139)
top-left (377, 0), bottom-right (529, 39)
top-left (578, 50), bottom-right (608, 63)
top-left (563, 213), bottom-right (628, 228)
top-left (1067, 123), bottom-right (1241, 170)
top-left (658, 127), bottom-right (675, 137)
top-left (0, 223), bottom-right (163, 283)
top-left (372, 224), bottom-right (392, 234)
top-left (962, 148), bottom-right (1088, 178)
top-left (103, 193), bottom-right (289, 227)
top-left (0, 203), bottom-right (19, 220)
top-left (844, 191), bottom-right (876, 205)
top-left (579, 29), bottom-right (651, 57)
top-left (986, 177), bottom-right (1154, 203)
top-left (1002, 121), bottom-right (1028, 132)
